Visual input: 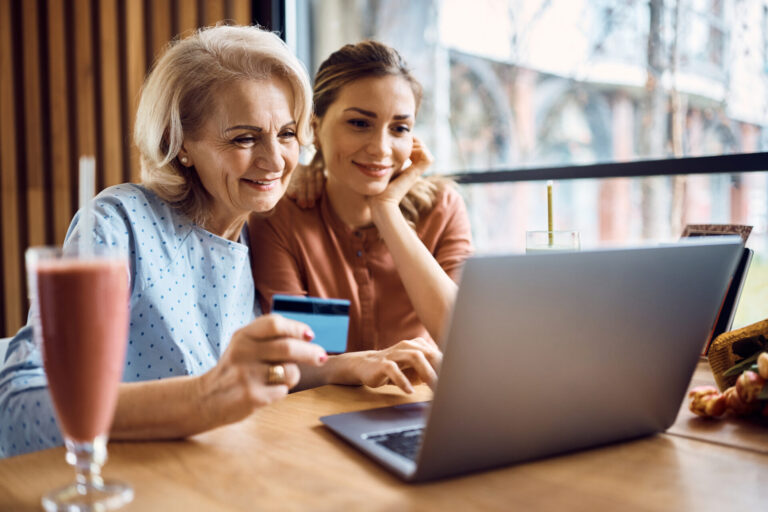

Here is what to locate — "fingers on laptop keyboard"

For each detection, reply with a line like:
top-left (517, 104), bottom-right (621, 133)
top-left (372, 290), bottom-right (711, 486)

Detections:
top-left (395, 350), bottom-right (438, 390)
top-left (380, 360), bottom-right (415, 394)
top-left (385, 339), bottom-right (441, 391)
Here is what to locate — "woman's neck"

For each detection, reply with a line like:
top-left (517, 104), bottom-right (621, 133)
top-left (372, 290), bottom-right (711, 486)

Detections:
top-left (326, 174), bottom-right (372, 229)
top-left (202, 207), bottom-right (248, 242)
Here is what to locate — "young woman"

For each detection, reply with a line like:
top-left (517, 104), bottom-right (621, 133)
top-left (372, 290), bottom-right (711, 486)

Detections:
top-left (249, 41), bottom-right (473, 393)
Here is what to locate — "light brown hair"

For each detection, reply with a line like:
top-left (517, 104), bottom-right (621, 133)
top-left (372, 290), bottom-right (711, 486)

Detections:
top-left (311, 40), bottom-right (452, 229)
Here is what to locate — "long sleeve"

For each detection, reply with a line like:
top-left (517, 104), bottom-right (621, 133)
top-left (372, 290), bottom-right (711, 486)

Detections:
top-left (0, 184), bottom-right (257, 459)
top-left (0, 193), bottom-right (132, 458)
top-left (0, 326), bottom-right (63, 458)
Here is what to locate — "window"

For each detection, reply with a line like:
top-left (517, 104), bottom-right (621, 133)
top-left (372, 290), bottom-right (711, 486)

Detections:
top-left (292, 0), bottom-right (768, 328)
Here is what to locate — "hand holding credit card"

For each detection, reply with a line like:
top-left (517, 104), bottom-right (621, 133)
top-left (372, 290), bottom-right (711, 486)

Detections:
top-left (272, 294), bottom-right (350, 353)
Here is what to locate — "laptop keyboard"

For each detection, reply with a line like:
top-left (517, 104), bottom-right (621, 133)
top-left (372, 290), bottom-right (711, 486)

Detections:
top-left (365, 427), bottom-right (424, 461)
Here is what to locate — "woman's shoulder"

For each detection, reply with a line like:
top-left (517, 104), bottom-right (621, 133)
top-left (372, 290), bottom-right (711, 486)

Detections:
top-left (426, 180), bottom-right (466, 215)
top-left (96, 183), bottom-right (168, 212)
top-left (414, 180), bottom-right (471, 241)
top-left (95, 184), bottom-right (186, 226)
top-left (249, 197), bottom-right (329, 255)
top-left (70, 183), bottom-right (188, 246)
top-left (258, 196), bottom-right (322, 230)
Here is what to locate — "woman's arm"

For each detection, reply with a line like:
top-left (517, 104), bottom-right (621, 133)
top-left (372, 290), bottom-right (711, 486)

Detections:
top-left (368, 140), bottom-right (466, 343)
top-left (111, 314), bottom-right (327, 440)
top-left (294, 337), bottom-right (442, 394)
top-left (0, 327), bottom-right (65, 457)
top-left (111, 376), bottom-right (206, 439)
top-left (371, 200), bottom-right (457, 342)
top-left (0, 317), bottom-right (314, 451)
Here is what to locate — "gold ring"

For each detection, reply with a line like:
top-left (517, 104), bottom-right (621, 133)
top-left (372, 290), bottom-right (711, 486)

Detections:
top-left (267, 364), bottom-right (287, 385)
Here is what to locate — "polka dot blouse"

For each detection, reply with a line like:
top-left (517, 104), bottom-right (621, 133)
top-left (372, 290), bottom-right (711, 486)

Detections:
top-left (0, 184), bottom-right (258, 458)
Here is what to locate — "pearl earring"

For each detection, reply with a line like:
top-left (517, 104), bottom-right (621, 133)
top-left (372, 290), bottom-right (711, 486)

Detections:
top-left (180, 156), bottom-right (189, 165)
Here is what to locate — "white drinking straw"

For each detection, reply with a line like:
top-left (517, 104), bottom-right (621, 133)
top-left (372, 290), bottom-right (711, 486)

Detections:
top-left (78, 156), bottom-right (95, 256)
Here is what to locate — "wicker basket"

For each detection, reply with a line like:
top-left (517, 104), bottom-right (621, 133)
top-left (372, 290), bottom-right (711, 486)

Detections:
top-left (708, 318), bottom-right (768, 391)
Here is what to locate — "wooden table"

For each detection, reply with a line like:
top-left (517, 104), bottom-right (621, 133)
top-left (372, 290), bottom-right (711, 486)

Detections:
top-left (0, 361), bottom-right (766, 511)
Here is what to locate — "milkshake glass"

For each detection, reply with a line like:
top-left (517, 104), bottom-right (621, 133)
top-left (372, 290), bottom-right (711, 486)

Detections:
top-left (26, 246), bottom-right (133, 511)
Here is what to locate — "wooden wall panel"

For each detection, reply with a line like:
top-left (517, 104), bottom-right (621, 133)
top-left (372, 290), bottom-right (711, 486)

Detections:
top-left (0, 0), bottom-right (255, 335)
top-left (150, 0), bottom-right (173, 64)
top-left (47, 0), bottom-right (73, 245)
top-left (22, 1), bottom-right (46, 248)
top-left (176, 0), bottom-right (199, 37)
top-left (0, 0), bottom-right (23, 336)
top-left (73, 0), bottom-right (97, 160)
top-left (125, 0), bottom-right (146, 185)
top-left (204, 0), bottom-right (226, 26)
top-left (229, 0), bottom-right (251, 25)
top-left (98, 0), bottom-right (124, 189)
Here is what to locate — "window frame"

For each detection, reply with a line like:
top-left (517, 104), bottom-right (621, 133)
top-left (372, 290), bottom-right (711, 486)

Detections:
top-left (449, 152), bottom-right (768, 184)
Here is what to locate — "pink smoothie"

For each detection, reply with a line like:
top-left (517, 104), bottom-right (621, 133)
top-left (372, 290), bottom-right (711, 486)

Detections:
top-left (36, 258), bottom-right (129, 442)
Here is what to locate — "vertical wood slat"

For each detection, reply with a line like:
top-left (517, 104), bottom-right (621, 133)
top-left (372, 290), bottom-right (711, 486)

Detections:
top-left (228, 0), bottom-right (251, 25)
top-left (99, 0), bottom-right (123, 189)
top-left (204, 0), bottom-right (226, 26)
top-left (22, 0), bottom-right (46, 248)
top-left (125, 0), bottom-right (146, 183)
top-left (0, 0), bottom-right (23, 335)
top-left (2, 0), bottom-right (257, 334)
top-left (151, 0), bottom-right (173, 64)
top-left (176, 0), bottom-right (199, 37)
top-left (48, 0), bottom-right (73, 245)
top-left (73, 0), bottom-right (97, 169)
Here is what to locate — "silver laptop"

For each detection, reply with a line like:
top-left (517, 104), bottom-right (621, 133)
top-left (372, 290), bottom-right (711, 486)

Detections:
top-left (320, 238), bottom-right (743, 482)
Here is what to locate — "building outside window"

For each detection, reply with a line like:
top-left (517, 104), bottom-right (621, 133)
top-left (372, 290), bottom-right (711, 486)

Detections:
top-left (292, 0), bottom-right (768, 327)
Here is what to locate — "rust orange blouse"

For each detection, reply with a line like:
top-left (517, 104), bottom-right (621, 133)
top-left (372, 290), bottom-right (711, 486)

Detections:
top-left (248, 186), bottom-right (473, 352)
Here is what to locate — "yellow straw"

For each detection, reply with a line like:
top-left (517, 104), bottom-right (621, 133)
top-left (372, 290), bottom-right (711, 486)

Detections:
top-left (547, 180), bottom-right (553, 246)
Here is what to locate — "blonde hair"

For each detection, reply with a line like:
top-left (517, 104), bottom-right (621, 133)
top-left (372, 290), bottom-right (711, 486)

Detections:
top-left (134, 25), bottom-right (312, 224)
top-left (311, 40), bottom-right (452, 229)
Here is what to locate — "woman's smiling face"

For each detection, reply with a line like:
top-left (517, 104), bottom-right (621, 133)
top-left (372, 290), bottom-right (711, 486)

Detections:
top-left (314, 75), bottom-right (416, 197)
top-left (181, 77), bottom-right (299, 229)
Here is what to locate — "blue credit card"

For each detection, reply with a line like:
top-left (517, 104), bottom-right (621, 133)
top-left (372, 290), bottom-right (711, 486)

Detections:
top-left (272, 294), bottom-right (350, 353)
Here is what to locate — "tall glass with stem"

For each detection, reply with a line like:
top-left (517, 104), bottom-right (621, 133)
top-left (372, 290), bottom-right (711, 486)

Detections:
top-left (27, 245), bottom-right (133, 511)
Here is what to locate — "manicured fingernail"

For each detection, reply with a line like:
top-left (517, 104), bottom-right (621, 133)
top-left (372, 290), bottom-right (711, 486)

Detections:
top-left (318, 354), bottom-right (328, 364)
top-left (304, 329), bottom-right (315, 341)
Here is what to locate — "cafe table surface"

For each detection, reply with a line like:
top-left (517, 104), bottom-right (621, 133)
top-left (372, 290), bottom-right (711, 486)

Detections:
top-left (0, 360), bottom-right (765, 512)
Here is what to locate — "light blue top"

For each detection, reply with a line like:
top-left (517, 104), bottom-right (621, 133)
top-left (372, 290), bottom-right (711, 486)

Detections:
top-left (0, 184), bottom-right (258, 458)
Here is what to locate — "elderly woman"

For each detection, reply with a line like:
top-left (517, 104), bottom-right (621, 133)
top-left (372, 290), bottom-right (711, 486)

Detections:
top-left (0, 25), bottom-right (326, 458)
